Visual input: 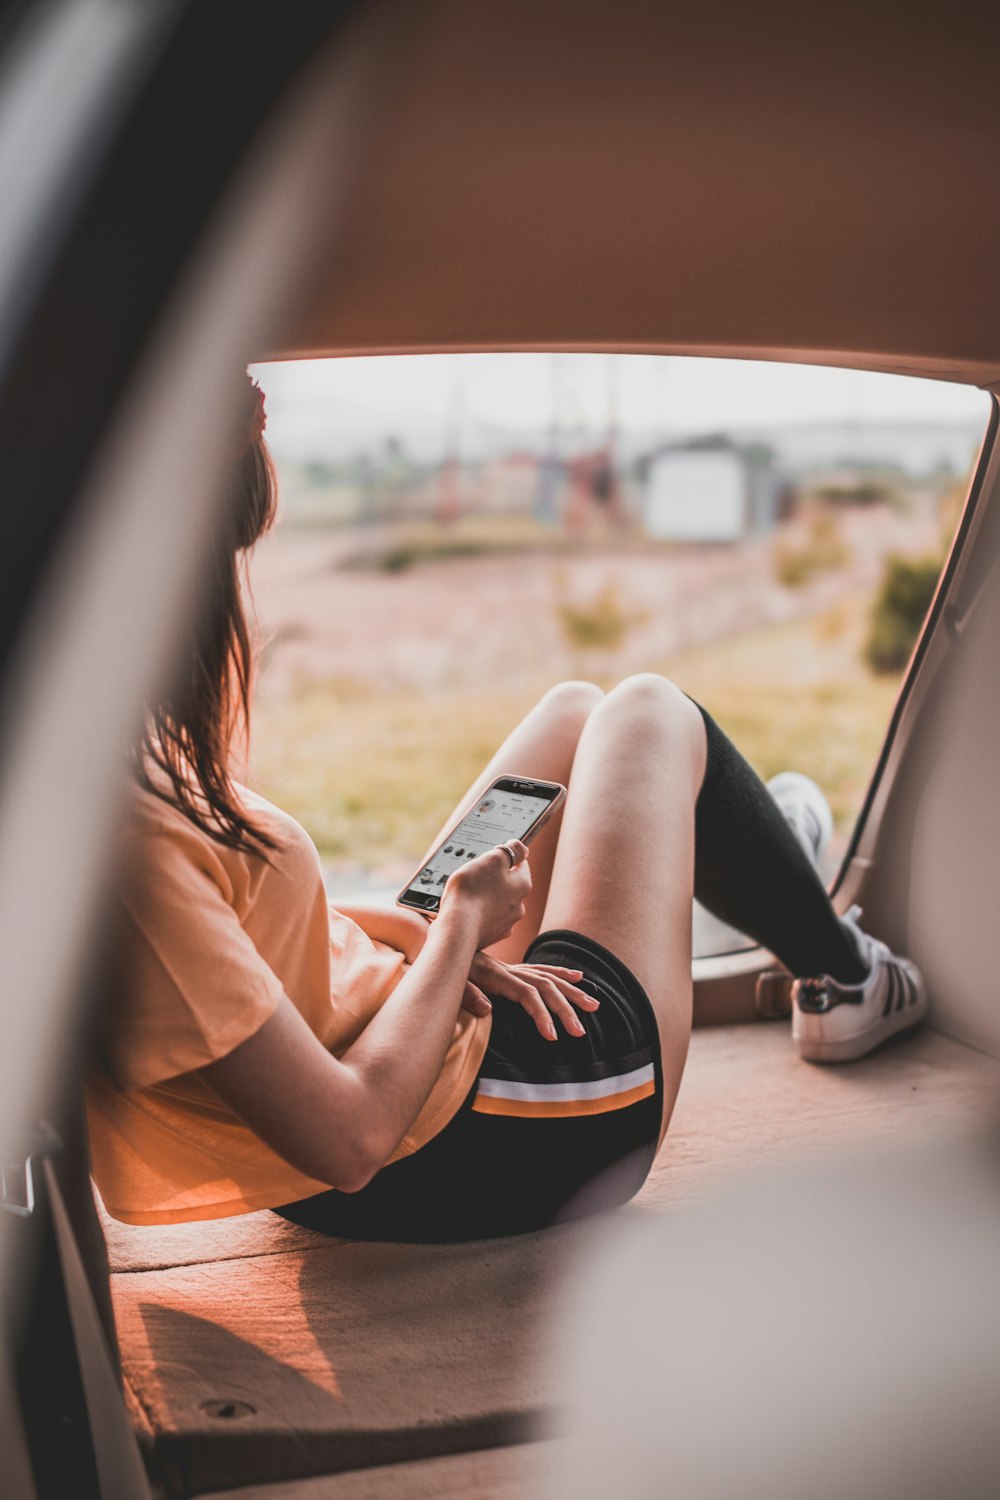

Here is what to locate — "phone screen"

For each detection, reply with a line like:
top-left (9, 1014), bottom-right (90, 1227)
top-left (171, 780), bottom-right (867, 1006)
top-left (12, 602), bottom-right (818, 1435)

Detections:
top-left (399, 779), bottom-right (562, 912)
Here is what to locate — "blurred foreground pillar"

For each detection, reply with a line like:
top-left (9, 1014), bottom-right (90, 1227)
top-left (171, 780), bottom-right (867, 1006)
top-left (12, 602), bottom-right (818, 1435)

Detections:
top-left (549, 1134), bottom-right (1000, 1500)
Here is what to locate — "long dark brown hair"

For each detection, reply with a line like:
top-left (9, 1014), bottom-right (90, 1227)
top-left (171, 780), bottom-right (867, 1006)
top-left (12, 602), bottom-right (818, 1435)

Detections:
top-left (131, 378), bottom-right (279, 856)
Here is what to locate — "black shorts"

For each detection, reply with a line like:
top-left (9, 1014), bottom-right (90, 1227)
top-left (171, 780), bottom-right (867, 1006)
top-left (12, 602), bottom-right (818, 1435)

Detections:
top-left (273, 930), bottom-right (663, 1242)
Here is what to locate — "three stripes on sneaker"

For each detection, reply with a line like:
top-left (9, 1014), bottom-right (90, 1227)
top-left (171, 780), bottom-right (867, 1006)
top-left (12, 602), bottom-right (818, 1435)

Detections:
top-left (882, 963), bottom-right (920, 1017)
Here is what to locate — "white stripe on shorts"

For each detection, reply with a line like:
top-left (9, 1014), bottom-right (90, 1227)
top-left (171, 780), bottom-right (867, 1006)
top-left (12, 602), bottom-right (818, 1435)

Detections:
top-left (475, 1062), bottom-right (655, 1105)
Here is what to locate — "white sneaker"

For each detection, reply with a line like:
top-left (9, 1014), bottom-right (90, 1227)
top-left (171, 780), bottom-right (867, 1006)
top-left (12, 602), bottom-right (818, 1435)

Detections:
top-left (792, 906), bottom-right (928, 1062)
top-left (766, 771), bottom-right (834, 871)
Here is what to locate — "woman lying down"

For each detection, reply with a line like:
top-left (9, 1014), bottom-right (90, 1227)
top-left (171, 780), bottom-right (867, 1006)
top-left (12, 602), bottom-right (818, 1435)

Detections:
top-left (87, 374), bottom-right (927, 1240)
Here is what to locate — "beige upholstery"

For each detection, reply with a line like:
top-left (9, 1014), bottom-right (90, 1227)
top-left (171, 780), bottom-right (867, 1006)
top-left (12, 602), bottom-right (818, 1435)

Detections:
top-left (272, 0), bottom-right (1000, 386)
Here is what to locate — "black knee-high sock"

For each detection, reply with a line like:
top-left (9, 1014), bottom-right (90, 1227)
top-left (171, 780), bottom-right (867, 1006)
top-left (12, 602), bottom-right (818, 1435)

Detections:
top-left (690, 700), bottom-right (868, 983)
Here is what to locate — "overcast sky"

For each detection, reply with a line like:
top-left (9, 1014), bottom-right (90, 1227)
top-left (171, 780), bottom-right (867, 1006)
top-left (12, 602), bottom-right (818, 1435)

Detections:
top-left (252, 354), bottom-right (992, 463)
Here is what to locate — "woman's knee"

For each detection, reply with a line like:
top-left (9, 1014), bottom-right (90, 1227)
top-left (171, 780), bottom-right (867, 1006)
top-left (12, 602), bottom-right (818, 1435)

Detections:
top-left (538, 679), bottom-right (604, 729)
top-left (603, 672), bottom-right (688, 720)
top-left (601, 674), bottom-right (706, 765)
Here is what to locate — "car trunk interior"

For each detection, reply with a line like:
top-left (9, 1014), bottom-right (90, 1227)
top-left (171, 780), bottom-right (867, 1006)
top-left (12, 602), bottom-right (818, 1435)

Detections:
top-left (4, 2), bottom-right (1000, 1497)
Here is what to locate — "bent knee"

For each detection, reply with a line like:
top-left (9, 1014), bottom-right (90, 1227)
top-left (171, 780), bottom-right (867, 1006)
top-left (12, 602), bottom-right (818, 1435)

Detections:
top-left (605, 672), bottom-right (689, 717)
top-left (539, 679), bottom-right (604, 723)
top-left (603, 674), bottom-right (705, 756)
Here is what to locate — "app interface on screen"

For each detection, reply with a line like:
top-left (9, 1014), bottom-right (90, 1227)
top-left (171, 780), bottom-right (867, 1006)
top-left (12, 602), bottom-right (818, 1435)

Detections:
top-left (404, 789), bottom-right (551, 900)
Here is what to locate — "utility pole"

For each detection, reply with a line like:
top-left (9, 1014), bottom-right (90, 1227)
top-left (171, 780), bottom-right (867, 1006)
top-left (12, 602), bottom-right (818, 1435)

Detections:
top-left (437, 379), bottom-right (464, 526)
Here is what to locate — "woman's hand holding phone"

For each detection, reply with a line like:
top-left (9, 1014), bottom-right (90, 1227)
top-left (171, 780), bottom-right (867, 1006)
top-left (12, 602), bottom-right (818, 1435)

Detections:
top-left (440, 839), bottom-right (531, 950)
top-left (397, 776), bottom-right (565, 915)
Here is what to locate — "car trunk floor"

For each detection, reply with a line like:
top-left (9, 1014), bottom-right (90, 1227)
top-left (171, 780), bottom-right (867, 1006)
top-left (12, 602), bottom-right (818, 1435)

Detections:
top-left (100, 1022), bottom-right (999, 1498)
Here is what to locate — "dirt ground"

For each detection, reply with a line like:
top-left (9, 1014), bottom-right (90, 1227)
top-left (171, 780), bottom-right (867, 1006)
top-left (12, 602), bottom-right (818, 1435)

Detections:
top-left (249, 500), bottom-right (935, 698)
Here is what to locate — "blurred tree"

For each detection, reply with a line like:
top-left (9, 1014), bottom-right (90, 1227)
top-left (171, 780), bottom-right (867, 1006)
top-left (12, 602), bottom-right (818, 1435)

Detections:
top-left (865, 554), bottom-right (940, 673)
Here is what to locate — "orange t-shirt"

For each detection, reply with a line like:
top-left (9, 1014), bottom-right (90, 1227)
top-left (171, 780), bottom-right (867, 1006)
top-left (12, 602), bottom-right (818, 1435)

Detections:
top-left (86, 781), bottom-right (489, 1225)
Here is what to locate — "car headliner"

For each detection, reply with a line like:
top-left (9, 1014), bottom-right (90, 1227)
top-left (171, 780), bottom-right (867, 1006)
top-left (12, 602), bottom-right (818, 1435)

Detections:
top-left (269, 0), bottom-right (1000, 389)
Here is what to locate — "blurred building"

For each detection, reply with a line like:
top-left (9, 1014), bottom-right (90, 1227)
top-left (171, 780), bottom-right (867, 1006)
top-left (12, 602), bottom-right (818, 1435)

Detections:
top-left (640, 434), bottom-right (783, 543)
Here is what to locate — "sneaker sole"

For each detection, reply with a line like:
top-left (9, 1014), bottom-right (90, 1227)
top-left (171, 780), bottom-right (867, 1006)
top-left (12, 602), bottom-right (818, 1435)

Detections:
top-left (794, 995), bottom-right (928, 1063)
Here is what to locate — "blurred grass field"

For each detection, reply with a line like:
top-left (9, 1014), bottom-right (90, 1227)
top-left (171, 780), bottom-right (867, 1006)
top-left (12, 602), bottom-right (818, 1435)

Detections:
top-left (248, 601), bottom-right (901, 873)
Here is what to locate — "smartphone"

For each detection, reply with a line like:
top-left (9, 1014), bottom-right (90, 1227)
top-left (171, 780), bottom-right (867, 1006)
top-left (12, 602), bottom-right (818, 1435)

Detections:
top-left (397, 775), bottom-right (567, 914)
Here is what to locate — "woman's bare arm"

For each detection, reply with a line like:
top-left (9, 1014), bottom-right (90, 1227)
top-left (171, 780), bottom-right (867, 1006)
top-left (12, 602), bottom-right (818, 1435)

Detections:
top-left (336, 903), bottom-right (429, 963)
top-left (198, 846), bottom-right (529, 1193)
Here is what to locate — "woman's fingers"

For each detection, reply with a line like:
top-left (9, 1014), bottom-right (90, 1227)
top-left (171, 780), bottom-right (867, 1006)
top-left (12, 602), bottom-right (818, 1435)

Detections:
top-left (509, 976), bottom-right (589, 1040)
top-left (535, 977), bottom-right (588, 1037)
top-left (512, 980), bottom-right (558, 1040)
top-left (521, 968), bottom-right (600, 1011)
top-left (502, 838), bottom-right (530, 867)
top-left (461, 981), bottom-right (493, 1018)
top-left (466, 955), bottom-right (598, 1038)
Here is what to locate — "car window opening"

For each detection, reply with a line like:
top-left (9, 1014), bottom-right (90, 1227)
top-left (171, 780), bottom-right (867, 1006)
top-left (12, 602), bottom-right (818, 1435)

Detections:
top-left (244, 353), bottom-right (990, 961)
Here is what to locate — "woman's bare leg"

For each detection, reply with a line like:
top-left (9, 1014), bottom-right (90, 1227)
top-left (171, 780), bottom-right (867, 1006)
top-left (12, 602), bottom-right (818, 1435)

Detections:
top-left (418, 681), bottom-right (604, 961)
top-left (540, 674), bottom-right (707, 1145)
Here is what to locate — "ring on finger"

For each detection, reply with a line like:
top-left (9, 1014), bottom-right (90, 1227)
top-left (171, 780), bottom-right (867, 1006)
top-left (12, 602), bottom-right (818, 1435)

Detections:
top-left (497, 842), bottom-right (517, 868)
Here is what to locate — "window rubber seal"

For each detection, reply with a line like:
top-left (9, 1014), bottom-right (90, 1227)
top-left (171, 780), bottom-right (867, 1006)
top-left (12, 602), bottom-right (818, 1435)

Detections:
top-left (830, 390), bottom-right (1000, 893)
